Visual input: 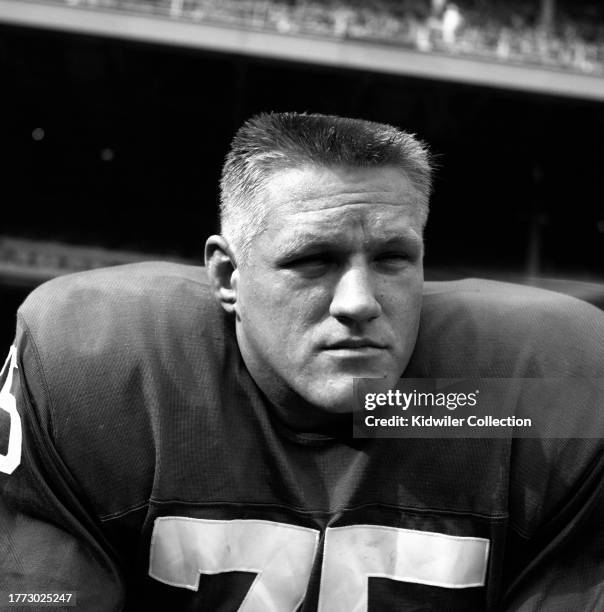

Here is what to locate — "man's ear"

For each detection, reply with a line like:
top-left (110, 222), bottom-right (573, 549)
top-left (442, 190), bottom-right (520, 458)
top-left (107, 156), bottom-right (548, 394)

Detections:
top-left (204, 235), bottom-right (239, 314)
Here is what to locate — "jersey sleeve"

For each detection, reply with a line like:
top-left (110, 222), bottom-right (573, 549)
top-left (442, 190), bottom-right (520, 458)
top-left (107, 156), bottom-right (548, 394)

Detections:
top-left (0, 319), bottom-right (125, 611)
top-left (499, 292), bottom-right (604, 610)
top-left (501, 441), bottom-right (604, 611)
top-left (420, 280), bottom-right (604, 610)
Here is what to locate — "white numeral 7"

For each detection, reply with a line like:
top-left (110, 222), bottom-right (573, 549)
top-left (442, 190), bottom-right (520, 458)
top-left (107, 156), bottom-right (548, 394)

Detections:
top-left (149, 518), bottom-right (319, 611)
top-left (149, 517), bottom-right (489, 611)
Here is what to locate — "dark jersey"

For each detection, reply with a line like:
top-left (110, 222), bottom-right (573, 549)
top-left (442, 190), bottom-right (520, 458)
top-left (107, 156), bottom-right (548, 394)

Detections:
top-left (1, 262), bottom-right (603, 611)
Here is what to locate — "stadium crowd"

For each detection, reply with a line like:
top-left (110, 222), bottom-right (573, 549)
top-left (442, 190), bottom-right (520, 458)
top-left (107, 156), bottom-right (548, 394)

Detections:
top-left (56, 0), bottom-right (604, 74)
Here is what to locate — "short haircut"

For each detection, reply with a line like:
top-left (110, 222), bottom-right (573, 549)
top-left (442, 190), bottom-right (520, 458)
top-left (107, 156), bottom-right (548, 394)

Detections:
top-left (220, 112), bottom-right (433, 261)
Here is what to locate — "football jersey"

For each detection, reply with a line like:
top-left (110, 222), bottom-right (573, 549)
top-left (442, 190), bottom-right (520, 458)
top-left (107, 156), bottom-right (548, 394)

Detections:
top-left (0, 262), bottom-right (603, 611)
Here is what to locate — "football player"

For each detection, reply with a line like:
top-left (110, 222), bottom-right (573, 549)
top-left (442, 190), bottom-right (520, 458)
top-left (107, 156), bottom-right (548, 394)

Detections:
top-left (1, 112), bottom-right (603, 610)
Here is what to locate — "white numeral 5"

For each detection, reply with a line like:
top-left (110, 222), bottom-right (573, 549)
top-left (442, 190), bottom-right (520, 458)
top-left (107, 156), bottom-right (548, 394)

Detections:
top-left (149, 517), bottom-right (489, 611)
top-left (0, 346), bottom-right (21, 475)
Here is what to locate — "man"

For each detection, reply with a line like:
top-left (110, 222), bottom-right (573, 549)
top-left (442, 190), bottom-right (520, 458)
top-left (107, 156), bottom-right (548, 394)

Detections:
top-left (0, 112), bottom-right (603, 611)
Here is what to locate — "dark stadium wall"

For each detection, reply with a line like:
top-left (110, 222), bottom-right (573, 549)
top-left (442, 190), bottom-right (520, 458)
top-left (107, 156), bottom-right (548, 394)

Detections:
top-left (1, 23), bottom-right (603, 348)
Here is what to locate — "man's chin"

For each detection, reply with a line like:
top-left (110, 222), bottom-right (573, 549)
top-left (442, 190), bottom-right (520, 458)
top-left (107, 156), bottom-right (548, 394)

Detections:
top-left (300, 377), bottom-right (363, 414)
top-left (301, 370), bottom-right (403, 414)
top-left (317, 352), bottom-right (403, 380)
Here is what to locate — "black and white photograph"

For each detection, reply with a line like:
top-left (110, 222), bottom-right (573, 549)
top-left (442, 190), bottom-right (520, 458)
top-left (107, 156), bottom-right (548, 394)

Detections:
top-left (0, 0), bottom-right (603, 610)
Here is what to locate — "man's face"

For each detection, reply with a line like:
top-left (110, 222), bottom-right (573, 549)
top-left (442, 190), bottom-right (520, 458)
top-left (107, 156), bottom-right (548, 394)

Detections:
top-left (233, 164), bottom-right (424, 414)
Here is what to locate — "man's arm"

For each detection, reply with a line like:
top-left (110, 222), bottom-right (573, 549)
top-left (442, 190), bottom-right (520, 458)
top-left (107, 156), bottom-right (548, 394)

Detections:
top-left (502, 439), bottom-right (604, 610)
top-left (0, 325), bottom-right (125, 611)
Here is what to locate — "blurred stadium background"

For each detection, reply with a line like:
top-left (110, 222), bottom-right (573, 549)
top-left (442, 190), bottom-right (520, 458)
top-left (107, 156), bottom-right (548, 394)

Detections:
top-left (1, 0), bottom-right (603, 349)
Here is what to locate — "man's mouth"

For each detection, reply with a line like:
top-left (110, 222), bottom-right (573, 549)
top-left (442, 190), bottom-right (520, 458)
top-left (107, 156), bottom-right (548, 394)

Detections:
top-left (322, 339), bottom-right (388, 355)
top-left (325, 338), bottom-right (387, 349)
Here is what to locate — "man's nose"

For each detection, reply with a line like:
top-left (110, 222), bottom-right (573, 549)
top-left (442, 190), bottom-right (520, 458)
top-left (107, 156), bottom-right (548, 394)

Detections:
top-left (329, 265), bottom-right (382, 324)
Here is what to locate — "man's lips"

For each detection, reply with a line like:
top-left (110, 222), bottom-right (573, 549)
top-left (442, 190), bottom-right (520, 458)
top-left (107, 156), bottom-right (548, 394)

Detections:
top-left (323, 339), bottom-right (388, 350)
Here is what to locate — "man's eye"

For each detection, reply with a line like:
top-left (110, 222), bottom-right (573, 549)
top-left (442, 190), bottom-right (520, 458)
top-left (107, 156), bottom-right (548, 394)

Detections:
top-left (294, 256), bottom-right (330, 267)
top-left (377, 253), bottom-right (409, 262)
top-left (288, 256), bottom-right (331, 275)
top-left (375, 253), bottom-right (411, 268)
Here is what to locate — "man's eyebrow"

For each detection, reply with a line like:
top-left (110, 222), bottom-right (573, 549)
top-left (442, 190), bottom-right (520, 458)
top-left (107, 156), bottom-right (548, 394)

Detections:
top-left (380, 232), bottom-right (423, 245)
top-left (277, 233), bottom-right (336, 255)
top-left (276, 229), bottom-right (422, 255)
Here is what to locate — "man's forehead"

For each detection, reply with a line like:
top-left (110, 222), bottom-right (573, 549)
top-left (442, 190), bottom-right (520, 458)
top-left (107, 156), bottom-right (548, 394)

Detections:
top-left (263, 164), bottom-right (419, 211)
top-left (251, 164), bottom-right (425, 257)
top-left (267, 200), bottom-right (423, 252)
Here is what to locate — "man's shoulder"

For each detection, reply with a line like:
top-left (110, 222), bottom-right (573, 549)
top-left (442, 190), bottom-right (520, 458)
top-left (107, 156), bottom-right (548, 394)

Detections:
top-left (416, 278), bottom-right (604, 376)
top-left (12, 262), bottom-right (235, 518)
top-left (19, 261), bottom-right (213, 329)
top-left (422, 277), bottom-right (604, 339)
top-left (423, 276), bottom-right (603, 317)
top-left (420, 279), bottom-right (604, 533)
top-left (16, 261), bottom-right (227, 403)
top-left (17, 261), bottom-right (222, 356)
